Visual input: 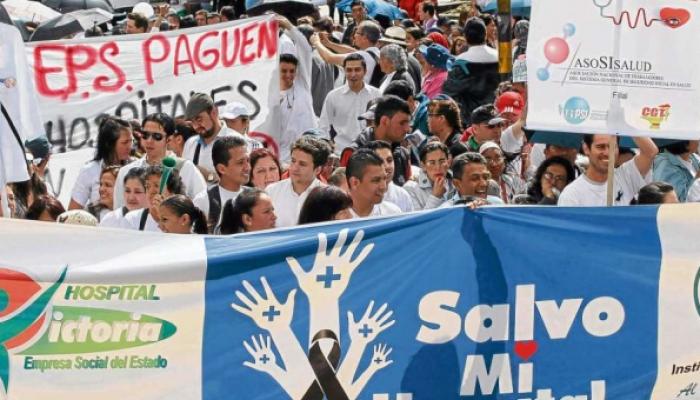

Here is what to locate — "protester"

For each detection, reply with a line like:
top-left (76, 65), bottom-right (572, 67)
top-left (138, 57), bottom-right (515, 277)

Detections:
top-left (86, 166), bottom-right (120, 222)
top-left (419, 2), bottom-right (438, 31)
top-left (522, 156), bottom-right (576, 205)
top-left (461, 105), bottom-right (505, 152)
top-left (298, 186), bottom-right (353, 224)
top-left (122, 166), bottom-right (185, 232)
top-left (346, 149), bottom-right (401, 217)
top-left (378, 44), bottom-right (415, 93)
top-left (100, 167), bottom-right (149, 228)
top-left (652, 141), bottom-right (700, 202)
top-left (170, 120), bottom-right (196, 158)
top-left (266, 137), bottom-right (329, 227)
top-left (70, 117), bottom-right (134, 210)
top-left (249, 149), bottom-right (282, 190)
top-left (479, 141), bottom-right (526, 204)
top-left (219, 102), bottom-right (263, 153)
top-left (632, 182), bottom-right (679, 205)
top-left (558, 135), bottom-right (658, 206)
top-left (158, 195), bottom-right (208, 234)
top-left (404, 141), bottom-right (454, 209)
top-left (445, 152), bottom-right (502, 205)
top-left (341, 0), bottom-right (372, 45)
top-left (328, 167), bottom-right (349, 192)
top-left (126, 13), bottom-right (148, 34)
top-left (219, 190), bottom-right (277, 234)
top-left (426, 98), bottom-right (463, 150)
top-left (366, 140), bottom-right (413, 212)
top-left (113, 113), bottom-right (206, 208)
top-left (418, 44), bottom-right (452, 99)
top-left (193, 136), bottom-right (251, 232)
top-left (25, 195), bottom-right (65, 222)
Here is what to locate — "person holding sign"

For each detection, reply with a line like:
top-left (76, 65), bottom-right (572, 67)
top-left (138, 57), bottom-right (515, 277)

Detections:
top-left (558, 135), bottom-right (657, 206)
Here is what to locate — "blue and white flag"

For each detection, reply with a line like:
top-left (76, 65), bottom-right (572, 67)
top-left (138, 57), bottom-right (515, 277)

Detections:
top-left (0, 205), bottom-right (698, 399)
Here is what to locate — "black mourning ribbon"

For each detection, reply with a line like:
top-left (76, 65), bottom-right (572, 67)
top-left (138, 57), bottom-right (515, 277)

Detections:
top-left (301, 329), bottom-right (349, 400)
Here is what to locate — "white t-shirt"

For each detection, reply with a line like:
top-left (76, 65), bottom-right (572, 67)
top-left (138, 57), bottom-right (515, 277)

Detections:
top-left (266, 178), bottom-right (324, 228)
top-left (557, 158), bottom-right (650, 206)
top-left (99, 207), bottom-right (128, 228)
top-left (193, 186), bottom-right (245, 222)
top-left (71, 160), bottom-right (103, 207)
top-left (122, 208), bottom-right (161, 232)
top-left (385, 182), bottom-right (413, 213)
top-left (112, 155), bottom-right (207, 209)
top-left (350, 201), bottom-right (401, 218)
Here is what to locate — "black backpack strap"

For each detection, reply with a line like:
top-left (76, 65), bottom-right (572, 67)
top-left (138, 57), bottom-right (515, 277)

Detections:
top-left (366, 50), bottom-right (384, 88)
top-left (193, 143), bottom-right (201, 166)
top-left (139, 208), bottom-right (150, 231)
top-left (207, 185), bottom-right (221, 232)
top-left (121, 206), bottom-right (129, 216)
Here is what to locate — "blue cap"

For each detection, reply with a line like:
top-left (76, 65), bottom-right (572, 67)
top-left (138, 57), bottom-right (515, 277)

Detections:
top-left (418, 44), bottom-right (454, 70)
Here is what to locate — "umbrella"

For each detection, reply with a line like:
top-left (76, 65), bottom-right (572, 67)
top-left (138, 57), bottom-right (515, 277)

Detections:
top-left (336, 0), bottom-right (405, 20)
top-left (29, 8), bottom-right (112, 41)
top-left (479, 0), bottom-right (530, 17)
top-left (2, 0), bottom-right (60, 22)
top-left (245, 0), bottom-right (315, 20)
top-left (42, 0), bottom-right (113, 13)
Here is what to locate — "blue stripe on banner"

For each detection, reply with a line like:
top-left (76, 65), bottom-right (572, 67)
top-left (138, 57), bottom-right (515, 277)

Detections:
top-left (201, 206), bottom-right (662, 399)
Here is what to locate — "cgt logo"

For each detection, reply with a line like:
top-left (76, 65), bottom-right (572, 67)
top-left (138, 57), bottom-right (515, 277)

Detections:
top-left (0, 267), bottom-right (67, 395)
top-left (641, 104), bottom-right (671, 130)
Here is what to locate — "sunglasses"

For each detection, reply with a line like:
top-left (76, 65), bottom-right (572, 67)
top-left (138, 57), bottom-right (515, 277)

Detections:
top-left (141, 131), bottom-right (165, 141)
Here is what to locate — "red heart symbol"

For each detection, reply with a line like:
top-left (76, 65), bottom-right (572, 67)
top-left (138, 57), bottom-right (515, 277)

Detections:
top-left (514, 341), bottom-right (538, 361)
top-left (660, 8), bottom-right (691, 29)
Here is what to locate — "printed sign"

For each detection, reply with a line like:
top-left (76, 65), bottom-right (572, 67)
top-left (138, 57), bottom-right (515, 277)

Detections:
top-left (527, 0), bottom-right (700, 139)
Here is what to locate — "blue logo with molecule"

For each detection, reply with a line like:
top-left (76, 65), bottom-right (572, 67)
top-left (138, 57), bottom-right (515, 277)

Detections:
top-left (561, 97), bottom-right (590, 125)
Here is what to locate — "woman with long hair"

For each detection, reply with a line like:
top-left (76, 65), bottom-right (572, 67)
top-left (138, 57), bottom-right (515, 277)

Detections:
top-left (298, 186), bottom-right (353, 224)
top-left (99, 167), bottom-right (149, 228)
top-left (87, 166), bottom-right (120, 222)
top-left (69, 117), bottom-right (134, 210)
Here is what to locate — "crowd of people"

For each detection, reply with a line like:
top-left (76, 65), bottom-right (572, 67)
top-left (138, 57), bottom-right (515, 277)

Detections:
top-left (1, 0), bottom-right (693, 234)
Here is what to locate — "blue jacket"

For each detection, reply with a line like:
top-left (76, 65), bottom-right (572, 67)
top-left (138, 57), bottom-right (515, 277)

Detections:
top-left (653, 151), bottom-right (700, 201)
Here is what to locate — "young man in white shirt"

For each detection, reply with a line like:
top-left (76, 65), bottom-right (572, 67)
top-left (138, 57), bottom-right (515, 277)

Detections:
top-left (558, 134), bottom-right (658, 206)
top-left (346, 149), bottom-right (401, 218)
top-left (113, 113), bottom-right (206, 209)
top-left (367, 140), bottom-right (413, 212)
top-left (183, 93), bottom-right (239, 183)
top-left (275, 16), bottom-right (317, 164)
top-left (266, 136), bottom-right (330, 227)
top-left (319, 53), bottom-right (382, 155)
top-left (193, 136), bottom-right (251, 232)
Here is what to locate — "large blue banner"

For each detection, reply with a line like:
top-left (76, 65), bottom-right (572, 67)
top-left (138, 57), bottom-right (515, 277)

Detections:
top-left (202, 206), bottom-right (667, 399)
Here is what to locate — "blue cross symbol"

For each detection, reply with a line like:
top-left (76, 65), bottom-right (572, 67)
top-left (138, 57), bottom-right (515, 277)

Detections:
top-left (374, 357), bottom-right (383, 364)
top-left (358, 324), bottom-right (373, 338)
top-left (259, 354), bottom-right (270, 364)
top-left (262, 305), bottom-right (281, 321)
top-left (316, 266), bottom-right (342, 288)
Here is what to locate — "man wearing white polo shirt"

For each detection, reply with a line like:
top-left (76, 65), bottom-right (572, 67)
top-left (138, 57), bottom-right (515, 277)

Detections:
top-left (265, 136), bottom-right (330, 227)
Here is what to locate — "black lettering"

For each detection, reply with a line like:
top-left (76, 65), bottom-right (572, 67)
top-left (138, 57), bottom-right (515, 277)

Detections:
top-left (238, 80), bottom-right (260, 118)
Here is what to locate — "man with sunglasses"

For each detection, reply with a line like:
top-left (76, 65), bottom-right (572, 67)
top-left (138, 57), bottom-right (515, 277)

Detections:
top-left (113, 113), bottom-right (207, 209)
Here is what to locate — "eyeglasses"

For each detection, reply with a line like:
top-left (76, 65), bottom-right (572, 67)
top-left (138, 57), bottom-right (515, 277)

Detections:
top-left (543, 172), bottom-right (568, 183)
top-left (425, 158), bottom-right (448, 166)
top-left (485, 156), bottom-right (504, 164)
top-left (141, 131), bottom-right (165, 141)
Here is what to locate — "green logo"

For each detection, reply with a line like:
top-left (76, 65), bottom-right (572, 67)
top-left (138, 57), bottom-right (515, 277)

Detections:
top-left (21, 306), bottom-right (177, 355)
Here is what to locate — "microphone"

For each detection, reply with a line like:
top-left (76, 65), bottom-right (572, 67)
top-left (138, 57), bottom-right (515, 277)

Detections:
top-left (160, 157), bottom-right (176, 194)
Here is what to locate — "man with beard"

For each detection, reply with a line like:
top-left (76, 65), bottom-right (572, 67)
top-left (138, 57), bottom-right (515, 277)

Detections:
top-left (184, 93), bottom-right (241, 183)
top-left (558, 134), bottom-right (657, 206)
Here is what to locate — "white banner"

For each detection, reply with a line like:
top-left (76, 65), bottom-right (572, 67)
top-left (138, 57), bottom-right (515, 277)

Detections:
top-left (26, 16), bottom-right (279, 154)
top-left (527, 0), bottom-right (700, 139)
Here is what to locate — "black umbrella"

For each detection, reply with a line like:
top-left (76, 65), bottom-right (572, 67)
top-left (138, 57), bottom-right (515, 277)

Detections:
top-left (245, 0), bottom-right (315, 20)
top-left (42, 0), bottom-right (113, 13)
top-left (29, 8), bottom-right (112, 41)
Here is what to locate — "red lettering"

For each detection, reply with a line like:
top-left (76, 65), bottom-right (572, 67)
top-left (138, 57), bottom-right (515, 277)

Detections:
top-left (94, 42), bottom-right (126, 92)
top-left (34, 45), bottom-right (69, 99)
top-left (174, 34), bottom-right (196, 77)
top-left (257, 20), bottom-right (278, 59)
top-left (142, 34), bottom-right (170, 85)
top-left (221, 28), bottom-right (241, 67)
top-left (194, 31), bottom-right (221, 71)
top-left (642, 107), bottom-right (651, 116)
top-left (65, 45), bottom-right (98, 100)
top-left (240, 22), bottom-right (258, 65)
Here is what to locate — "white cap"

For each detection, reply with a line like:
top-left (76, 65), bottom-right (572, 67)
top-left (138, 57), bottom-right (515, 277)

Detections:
top-left (220, 102), bottom-right (250, 120)
top-left (479, 141), bottom-right (501, 155)
top-left (57, 210), bottom-right (98, 226)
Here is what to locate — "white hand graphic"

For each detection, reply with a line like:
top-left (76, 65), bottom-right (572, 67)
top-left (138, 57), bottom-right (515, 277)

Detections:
top-left (286, 229), bottom-right (374, 301)
top-left (243, 334), bottom-right (278, 372)
top-left (348, 301), bottom-right (395, 345)
top-left (231, 277), bottom-right (297, 332)
top-left (347, 343), bottom-right (394, 400)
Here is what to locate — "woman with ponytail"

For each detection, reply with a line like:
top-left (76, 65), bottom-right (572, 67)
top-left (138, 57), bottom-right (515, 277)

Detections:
top-left (218, 189), bottom-right (276, 235)
top-left (158, 194), bottom-right (208, 234)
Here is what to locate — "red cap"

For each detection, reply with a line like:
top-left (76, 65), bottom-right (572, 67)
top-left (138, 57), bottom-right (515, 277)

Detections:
top-left (427, 32), bottom-right (449, 50)
top-left (495, 91), bottom-right (525, 116)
